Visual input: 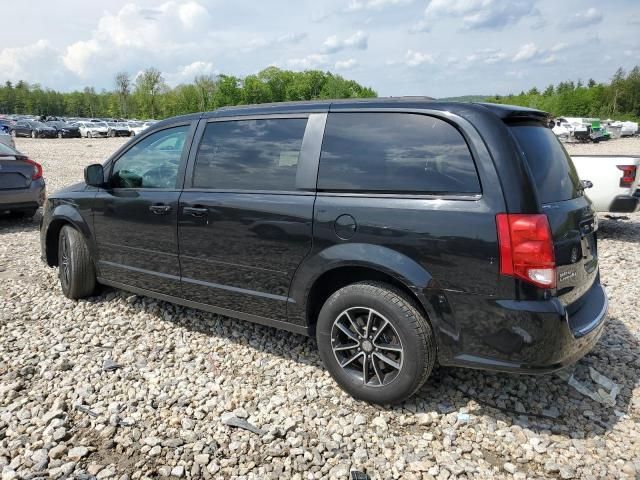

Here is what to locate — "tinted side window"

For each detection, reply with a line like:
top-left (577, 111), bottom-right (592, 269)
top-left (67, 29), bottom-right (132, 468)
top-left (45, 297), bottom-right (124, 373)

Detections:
top-left (318, 113), bottom-right (480, 193)
top-left (509, 125), bottom-right (581, 204)
top-left (193, 118), bottom-right (307, 191)
top-left (111, 125), bottom-right (189, 189)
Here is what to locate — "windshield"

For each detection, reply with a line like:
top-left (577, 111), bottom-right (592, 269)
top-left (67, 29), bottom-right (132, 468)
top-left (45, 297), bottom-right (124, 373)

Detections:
top-left (509, 124), bottom-right (581, 204)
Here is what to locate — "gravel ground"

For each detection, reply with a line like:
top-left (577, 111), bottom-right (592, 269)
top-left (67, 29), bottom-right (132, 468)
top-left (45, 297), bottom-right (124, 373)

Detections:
top-left (0, 137), bottom-right (639, 480)
top-left (564, 136), bottom-right (640, 156)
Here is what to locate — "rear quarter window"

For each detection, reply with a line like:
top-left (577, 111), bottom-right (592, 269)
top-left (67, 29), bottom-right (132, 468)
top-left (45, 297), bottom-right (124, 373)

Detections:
top-left (317, 113), bottom-right (480, 194)
top-left (509, 125), bottom-right (581, 204)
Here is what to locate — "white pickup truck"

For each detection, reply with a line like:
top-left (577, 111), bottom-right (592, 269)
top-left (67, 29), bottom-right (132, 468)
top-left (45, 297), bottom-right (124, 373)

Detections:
top-left (571, 155), bottom-right (640, 213)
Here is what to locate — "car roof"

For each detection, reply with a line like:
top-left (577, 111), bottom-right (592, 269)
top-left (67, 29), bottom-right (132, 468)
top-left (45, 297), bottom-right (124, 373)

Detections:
top-left (150, 98), bottom-right (548, 130)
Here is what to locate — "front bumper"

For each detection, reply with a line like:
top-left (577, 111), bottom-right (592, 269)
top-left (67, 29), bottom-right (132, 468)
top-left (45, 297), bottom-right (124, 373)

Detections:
top-left (60, 130), bottom-right (82, 138)
top-left (443, 280), bottom-right (608, 374)
top-left (608, 193), bottom-right (640, 213)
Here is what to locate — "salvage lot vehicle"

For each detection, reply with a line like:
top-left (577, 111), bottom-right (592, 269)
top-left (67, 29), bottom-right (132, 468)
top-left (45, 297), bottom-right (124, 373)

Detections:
top-left (572, 155), bottom-right (640, 213)
top-left (77, 121), bottom-right (108, 138)
top-left (40, 99), bottom-right (607, 404)
top-left (106, 122), bottom-right (132, 137)
top-left (0, 142), bottom-right (45, 218)
top-left (11, 120), bottom-right (57, 138)
top-left (45, 120), bottom-right (82, 138)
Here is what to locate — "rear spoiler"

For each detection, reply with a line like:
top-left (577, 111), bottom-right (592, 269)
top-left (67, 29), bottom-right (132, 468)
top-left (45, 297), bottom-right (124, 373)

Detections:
top-left (475, 103), bottom-right (550, 124)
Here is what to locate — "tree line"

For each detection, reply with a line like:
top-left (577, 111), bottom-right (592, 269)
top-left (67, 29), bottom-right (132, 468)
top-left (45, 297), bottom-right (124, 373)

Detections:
top-left (0, 67), bottom-right (377, 119)
top-left (488, 66), bottom-right (640, 121)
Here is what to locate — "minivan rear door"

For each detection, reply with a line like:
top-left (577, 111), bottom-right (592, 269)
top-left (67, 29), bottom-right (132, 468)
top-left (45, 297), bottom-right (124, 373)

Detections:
top-left (509, 124), bottom-right (599, 312)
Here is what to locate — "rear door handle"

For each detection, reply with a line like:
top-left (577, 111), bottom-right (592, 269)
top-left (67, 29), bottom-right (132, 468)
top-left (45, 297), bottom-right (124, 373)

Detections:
top-left (183, 206), bottom-right (208, 217)
top-left (149, 204), bottom-right (172, 215)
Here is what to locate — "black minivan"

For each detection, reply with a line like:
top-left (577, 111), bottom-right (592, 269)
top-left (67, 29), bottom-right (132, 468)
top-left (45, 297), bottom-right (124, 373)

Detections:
top-left (40, 99), bottom-right (607, 404)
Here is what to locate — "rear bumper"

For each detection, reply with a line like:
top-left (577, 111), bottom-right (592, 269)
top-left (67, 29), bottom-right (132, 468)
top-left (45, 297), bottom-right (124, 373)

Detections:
top-left (608, 193), bottom-right (640, 213)
top-left (0, 179), bottom-right (46, 212)
top-left (443, 281), bottom-right (607, 374)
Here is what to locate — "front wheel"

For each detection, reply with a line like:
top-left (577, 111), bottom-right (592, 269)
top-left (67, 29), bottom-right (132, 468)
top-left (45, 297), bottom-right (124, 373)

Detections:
top-left (58, 225), bottom-right (96, 299)
top-left (316, 281), bottom-right (436, 404)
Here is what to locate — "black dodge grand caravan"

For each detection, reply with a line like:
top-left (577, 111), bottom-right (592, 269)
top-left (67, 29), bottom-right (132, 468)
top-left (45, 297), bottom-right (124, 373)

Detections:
top-left (41, 99), bottom-right (607, 404)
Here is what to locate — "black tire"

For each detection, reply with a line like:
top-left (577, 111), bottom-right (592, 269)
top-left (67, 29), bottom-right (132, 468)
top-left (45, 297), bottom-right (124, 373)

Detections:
top-left (58, 225), bottom-right (96, 299)
top-left (316, 281), bottom-right (436, 404)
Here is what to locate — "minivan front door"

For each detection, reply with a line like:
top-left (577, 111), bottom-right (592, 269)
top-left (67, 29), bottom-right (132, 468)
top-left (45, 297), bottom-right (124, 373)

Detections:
top-left (93, 124), bottom-right (193, 296)
top-left (178, 116), bottom-right (316, 323)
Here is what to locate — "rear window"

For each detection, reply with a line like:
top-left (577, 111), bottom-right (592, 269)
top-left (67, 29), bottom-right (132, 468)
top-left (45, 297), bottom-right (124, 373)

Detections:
top-left (0, 143), bottom-right (17, 156)
top-left (509, 125), bottom-right (581, 204)
top-left (318, 113), bottom-right (480, 194)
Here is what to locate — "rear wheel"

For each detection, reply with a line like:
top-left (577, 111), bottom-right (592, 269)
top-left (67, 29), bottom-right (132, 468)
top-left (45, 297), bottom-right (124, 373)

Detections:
top-left (316, 281), bottom-right (436, 404)
top-left (58, 225), bottom-right (96, 299)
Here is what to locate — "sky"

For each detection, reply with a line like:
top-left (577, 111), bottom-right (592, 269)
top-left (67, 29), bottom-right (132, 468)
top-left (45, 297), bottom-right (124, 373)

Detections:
top-left (1, 0), bottom-right (639, 98)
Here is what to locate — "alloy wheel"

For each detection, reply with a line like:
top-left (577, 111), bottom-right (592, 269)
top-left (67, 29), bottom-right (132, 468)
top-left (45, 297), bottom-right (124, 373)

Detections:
top-left (60, 234), bottom-right (71, 289)
top-left (330, 307), bottom-right (404, 387)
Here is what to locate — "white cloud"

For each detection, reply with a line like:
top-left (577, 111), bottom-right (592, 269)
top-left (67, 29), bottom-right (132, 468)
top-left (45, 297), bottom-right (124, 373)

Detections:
top-left (551, 42), bottom-right (570, 53)
top-left (165, 61), bottom-right (218, 85)
top-left (513, 43), bottom-right (542, 62)
top-left (62, 1), bottom-right (212, 78)
top-left (0, 40), bottom-right (62, 83)
top-left (335, 58), bottom-right (358, 70)
top-left (287, 54), bottom-right (330, 69)
top-left (423, 0), bottom-right (536, 30)
top-left (405, 49), bottom-right (434, 67)
top-left (347, 0), bottom-right (413, 11)
top-left (563, 8), bottom-right (603, 28)
top-left (323, 31), bottom-right (368, 54)
top-left (242, 32), bottom-right (307, 52)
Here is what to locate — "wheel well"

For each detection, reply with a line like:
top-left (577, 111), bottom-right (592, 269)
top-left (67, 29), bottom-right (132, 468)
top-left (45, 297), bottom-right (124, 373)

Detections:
top-left (306, 266), bottom-right (429, 335)
top-left (45, 219), bottom-right (71, 266)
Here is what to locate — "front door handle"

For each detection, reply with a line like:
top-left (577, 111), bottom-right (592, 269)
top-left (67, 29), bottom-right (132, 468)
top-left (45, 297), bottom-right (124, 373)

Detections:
top-left (183, 206), bottom-right (208, 217)
top-left (149, 204), bottom-right (171, 215)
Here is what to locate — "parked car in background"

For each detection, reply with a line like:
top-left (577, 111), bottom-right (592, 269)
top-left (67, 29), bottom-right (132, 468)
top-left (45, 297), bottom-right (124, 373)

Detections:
top-left (127, 121), bottom-right (145, 136)
top-left (0, 142), bottom-right (45, 218)
top-left (40, 100), bottom-right (607, 404)
top-left (106, 122), bottom-right (132, 137)
top-left (572, 155), bottom-right (640, 213)
top-left (11, 120), bottom-right (57, 138)
top-left (77, 121), bottom-right (108, 138)
top-left (45, 121), bottom-right (82, 138)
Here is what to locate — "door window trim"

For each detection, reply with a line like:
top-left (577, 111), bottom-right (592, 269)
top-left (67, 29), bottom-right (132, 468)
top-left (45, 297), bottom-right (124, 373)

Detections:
top-left (182, 113), bottom-right (324, 194)
top-left (103, 121), bottom-right (197, 191)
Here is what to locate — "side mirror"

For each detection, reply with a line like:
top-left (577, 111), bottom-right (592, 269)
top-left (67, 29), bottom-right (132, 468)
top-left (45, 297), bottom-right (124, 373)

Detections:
top-left (84, 164), bottom-right (105, 187)
top-left (580, 179), bottom-right (593, 190)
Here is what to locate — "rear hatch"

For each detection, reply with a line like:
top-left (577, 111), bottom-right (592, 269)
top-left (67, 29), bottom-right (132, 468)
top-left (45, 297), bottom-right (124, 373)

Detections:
top-left (0, 144), bottom-right (34, 190)
top-left (509, 124), bottom-right (599, 318)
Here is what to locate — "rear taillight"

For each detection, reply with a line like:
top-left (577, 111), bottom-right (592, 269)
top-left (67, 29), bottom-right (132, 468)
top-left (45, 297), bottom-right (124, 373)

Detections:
top-left (617, 165), bottom-right (637, 188)
top-left (24, 158), bottom-right (43, 180)
top-left (496, 213), bottom-right (556, 289)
